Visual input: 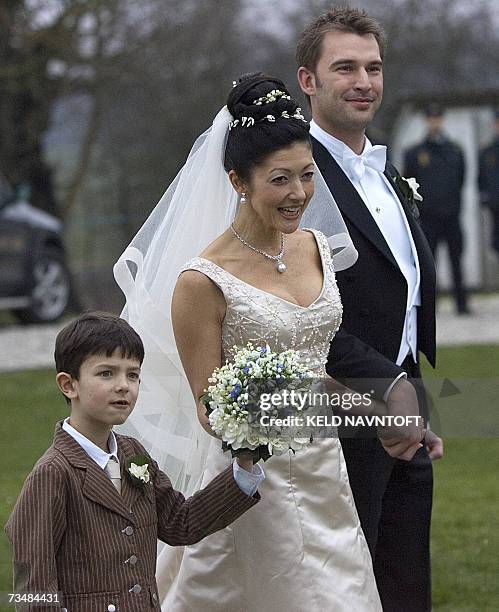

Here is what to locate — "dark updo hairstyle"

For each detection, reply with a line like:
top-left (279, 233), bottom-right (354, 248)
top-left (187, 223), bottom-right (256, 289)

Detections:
top-left (224, 72), bottom-right (310, 183)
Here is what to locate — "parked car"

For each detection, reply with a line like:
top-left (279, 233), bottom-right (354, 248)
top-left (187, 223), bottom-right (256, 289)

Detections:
top-left (0, 173), bottom-right (72, 323)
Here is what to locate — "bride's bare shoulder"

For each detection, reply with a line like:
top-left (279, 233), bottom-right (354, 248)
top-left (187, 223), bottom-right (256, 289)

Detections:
top-left (174, 269), bottom-right (225, 315)
top-left (291, 228), bottom-right (321, 253)
top-left (176, 232), bottom-right (233, 302)
top-left (198, 230), bottom-right (234, 266)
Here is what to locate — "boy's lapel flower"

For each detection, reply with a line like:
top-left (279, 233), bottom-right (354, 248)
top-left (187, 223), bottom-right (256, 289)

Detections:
top-left (125, 454), bottom-right (151, 487)
top-left (393, 175), bottom-right (422, 220)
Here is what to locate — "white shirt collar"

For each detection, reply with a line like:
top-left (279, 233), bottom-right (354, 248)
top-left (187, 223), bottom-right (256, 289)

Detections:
top-left (62, 417), bottom-right (119, 469)
top-left (310, 119), bottom-right (372, 159)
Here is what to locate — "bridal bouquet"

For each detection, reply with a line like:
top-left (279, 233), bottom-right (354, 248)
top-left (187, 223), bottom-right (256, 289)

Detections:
top-left (202, 343), bottom-right (314, 462)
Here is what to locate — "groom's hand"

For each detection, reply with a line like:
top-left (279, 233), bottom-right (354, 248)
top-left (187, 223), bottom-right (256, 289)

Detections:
top-left (424, 430), bottom-right (444, 460)
top-left (378, 378), bottom-right (425, 461)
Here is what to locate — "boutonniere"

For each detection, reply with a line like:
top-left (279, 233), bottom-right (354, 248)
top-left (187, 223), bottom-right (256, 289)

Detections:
top-left (125, 455), bottom-right (151, 488)
top-left (393, 176), bottom-right (422, 220)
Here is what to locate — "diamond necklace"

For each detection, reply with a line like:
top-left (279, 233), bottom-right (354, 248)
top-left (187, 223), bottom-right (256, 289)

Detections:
top-left (230, 224), bottom-right (287, 273)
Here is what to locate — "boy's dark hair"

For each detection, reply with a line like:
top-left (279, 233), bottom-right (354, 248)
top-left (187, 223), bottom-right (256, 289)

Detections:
top-left (55, 312), bottom-right (144, 382)
top-left (224, 72), bottom-right (310, 183)
top-left (296, 7), bottom-right (386, 73)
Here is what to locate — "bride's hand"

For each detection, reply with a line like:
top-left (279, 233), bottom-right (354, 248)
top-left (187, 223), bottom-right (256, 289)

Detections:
top-left (378, 435), bottom-right (423, 461)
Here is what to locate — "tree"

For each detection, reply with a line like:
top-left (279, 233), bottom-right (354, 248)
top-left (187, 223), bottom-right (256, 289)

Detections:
top-left (0, 0), bottom-right (61, 214)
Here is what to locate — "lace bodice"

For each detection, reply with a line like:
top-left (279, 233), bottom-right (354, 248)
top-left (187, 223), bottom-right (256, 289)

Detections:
top-left (182, 229), bottom-right (342, 375)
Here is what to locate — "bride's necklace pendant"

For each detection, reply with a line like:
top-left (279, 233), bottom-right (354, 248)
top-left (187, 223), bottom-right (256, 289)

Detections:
top-left (231, 224), bottom-right (286, 273)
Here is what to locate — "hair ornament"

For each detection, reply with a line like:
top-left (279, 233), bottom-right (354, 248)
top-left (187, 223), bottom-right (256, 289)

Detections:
top-left (292, 107), bottom-right (306, 121)
top-left (229, 108), bottom-right (307, 130)
top-left (253, 89), bottom-right (291, 106)
top-left (278, 108), bottom-right (306, 122)
top-left (229, 116), bottom-right (258, 130)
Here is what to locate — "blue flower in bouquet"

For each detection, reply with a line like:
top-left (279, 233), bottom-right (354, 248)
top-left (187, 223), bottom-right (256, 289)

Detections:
top-left (230, 383), bottom-right (242, 399)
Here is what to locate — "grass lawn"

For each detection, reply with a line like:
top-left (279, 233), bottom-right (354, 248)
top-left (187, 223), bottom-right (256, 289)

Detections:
top-left (0, 345), bottom-right (498, 611)
top-left (0, 369), bottom-right (68, 611)
top-left (420, 346), bottom-right (499, 611)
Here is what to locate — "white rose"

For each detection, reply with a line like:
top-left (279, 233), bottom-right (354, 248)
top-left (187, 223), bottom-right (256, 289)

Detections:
top-left (403, 177), bottom-right (423, 202)
top-left (129, 462), bottom-right (150, 483)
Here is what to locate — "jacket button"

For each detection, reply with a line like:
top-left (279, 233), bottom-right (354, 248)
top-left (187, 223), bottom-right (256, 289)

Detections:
top-left (123, 525), bottom-right (134, 536)
top-left (128, 554), bottom-right (138, 565)
top-left (129, 584), bottom-right (142, 594)
top-left (152, 593), bottom-right (158, 603)
top-left (107, 605), bottom-right (116, 612)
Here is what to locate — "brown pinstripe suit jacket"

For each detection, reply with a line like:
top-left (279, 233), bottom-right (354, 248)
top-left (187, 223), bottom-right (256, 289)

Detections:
top-left (5, 422), bottom-right (259, 611)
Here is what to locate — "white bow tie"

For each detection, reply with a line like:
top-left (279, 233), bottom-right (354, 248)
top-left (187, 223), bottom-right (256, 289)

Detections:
top-left (342, 145), bottom-right (387, 181)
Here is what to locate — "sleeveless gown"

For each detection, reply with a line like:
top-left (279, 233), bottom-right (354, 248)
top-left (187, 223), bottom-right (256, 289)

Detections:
top-left (161, 229), bottom-right (381, 612)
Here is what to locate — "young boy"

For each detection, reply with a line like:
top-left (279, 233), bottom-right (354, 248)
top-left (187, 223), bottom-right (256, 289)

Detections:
top-left (5, 312), bottom-right (262, 611)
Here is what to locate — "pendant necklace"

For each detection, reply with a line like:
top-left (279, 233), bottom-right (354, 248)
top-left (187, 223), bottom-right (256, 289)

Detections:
top-left (231, 225), bottom-right (287, 273)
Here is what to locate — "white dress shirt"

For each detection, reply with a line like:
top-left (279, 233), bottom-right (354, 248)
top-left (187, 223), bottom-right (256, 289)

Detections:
top-left (310, 120), bottom-right (421, 368)
top-left (63, 418), bottom-right (119, 469)
top-left (62, 418), bottom-right (264, 496)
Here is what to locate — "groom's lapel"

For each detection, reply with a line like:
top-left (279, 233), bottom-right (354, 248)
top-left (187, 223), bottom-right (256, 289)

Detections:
top-left (384, 163), bottom-right (421, 234)
top-left (311, 137), bottom-right (398, 268)
top-left (384, 162), bottom-right (435, 272)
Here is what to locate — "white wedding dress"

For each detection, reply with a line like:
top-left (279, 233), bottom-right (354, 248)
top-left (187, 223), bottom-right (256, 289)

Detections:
top-left (160, 229), bottom-right (381, 611)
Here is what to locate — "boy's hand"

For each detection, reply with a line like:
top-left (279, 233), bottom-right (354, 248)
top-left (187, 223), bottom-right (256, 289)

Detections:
top-left (235, 454), bottom-right (254, 473)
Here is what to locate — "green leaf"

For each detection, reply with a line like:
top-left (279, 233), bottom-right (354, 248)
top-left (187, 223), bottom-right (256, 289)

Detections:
top-left (394, 175), bottom-right (412, 200)
top-left (221, 442), bottom-right (272, 463)
top-left (124, 454), bottom-right (149, 469)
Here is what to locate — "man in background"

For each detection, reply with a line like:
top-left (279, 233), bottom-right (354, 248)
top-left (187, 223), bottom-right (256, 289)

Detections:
top-left (478, 108), bottom-right (499, 255)
top-left (404, 104), bottom-right (470, 314)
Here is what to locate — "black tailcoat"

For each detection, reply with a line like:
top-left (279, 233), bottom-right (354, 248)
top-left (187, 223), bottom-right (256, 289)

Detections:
top-left (311, 136), bottom-right (436, 612)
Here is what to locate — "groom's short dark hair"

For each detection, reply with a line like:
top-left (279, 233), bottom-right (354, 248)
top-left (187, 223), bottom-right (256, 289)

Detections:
top-left (296, 7), bottom-right (386, 72)
top-left (55, 311), bottom-right (144, 381)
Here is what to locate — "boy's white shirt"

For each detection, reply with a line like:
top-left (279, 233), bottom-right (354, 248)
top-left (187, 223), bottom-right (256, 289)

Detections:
top-left (62, 417), bottom-right (263, 496)
top-left (63, 417), bottom-right (118, 469)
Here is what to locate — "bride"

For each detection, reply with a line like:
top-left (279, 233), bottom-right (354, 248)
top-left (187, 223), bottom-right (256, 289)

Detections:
top-left (114, 73), bottom-right (382, 611)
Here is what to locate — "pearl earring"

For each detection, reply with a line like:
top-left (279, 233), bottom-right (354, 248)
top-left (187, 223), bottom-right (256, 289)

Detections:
top-left (240, 192), bottom-right (247, 204)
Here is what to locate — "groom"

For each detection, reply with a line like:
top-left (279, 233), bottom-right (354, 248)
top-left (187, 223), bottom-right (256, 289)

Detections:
top-left (297, 7), bottom-right (442, 612)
